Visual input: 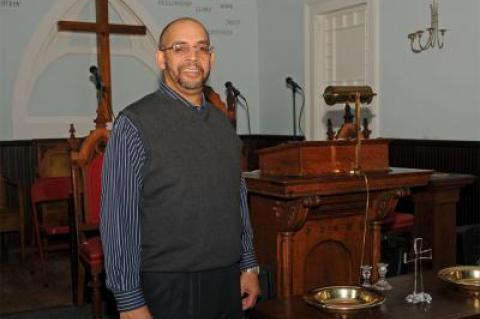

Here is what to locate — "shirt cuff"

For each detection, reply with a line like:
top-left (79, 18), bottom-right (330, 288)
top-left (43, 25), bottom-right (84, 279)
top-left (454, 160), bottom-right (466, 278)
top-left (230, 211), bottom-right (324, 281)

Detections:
top-left (239, 249), bottom-right (258, 270)
top-left (113, 287), bottom-right (146, 312)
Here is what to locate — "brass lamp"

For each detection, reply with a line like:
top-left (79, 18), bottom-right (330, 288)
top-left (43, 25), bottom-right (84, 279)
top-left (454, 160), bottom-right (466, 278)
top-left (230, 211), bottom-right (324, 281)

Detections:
top-left (323, 86), bottom-right (377, 173)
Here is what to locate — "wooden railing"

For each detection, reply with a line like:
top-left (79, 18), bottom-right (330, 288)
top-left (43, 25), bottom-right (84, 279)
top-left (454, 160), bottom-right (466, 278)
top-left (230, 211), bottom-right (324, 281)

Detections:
top-left (389, 139), bottom-right (479, 226)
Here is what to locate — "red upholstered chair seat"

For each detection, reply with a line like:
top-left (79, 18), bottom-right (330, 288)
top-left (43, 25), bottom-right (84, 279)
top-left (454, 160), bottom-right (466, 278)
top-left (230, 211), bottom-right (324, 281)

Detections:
top-left (383, 212), bottom-right (414, 233)
top-left (79, 236), bottom-right (103, 266)
top-left (43, 225), bottom-right (70, 235)
top-left (31, 177), bottom-right (72, 202)
top-left (381, 211), bottom-right (415, 277)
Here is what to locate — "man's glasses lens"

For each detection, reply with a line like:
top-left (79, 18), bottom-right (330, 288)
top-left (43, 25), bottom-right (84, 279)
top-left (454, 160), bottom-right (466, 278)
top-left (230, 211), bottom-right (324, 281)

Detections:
top-left (163, 44), bottom-right (213, 55)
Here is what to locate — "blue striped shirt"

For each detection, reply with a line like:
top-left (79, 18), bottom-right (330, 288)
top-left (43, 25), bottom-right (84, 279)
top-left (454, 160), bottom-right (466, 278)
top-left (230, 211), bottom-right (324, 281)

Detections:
top-left (100, 83), bottom-right (257, 311)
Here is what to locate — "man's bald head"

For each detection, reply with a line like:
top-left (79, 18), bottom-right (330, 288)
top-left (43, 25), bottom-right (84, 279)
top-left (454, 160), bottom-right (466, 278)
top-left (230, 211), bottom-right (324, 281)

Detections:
top-left (158, 17), bottom-right (210, 49)
top-left (155, 17), bottom-right (215, 105)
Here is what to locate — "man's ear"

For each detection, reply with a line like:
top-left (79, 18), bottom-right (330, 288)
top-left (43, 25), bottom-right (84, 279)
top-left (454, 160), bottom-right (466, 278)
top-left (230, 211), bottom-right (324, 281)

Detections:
top-left (210, 51), bottom-right (216, 70)
top-left (156, 50), bottom-right (166, 70)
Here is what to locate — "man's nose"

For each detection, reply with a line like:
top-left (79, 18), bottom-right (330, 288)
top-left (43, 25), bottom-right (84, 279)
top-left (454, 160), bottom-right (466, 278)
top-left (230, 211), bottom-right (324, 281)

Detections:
top-left (186, 46), bottom-right (199, 60)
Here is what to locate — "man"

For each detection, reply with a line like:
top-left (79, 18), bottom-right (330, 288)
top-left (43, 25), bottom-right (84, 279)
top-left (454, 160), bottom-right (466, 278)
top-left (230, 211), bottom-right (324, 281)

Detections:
top-left (100, 17), bottom-right (260, 319)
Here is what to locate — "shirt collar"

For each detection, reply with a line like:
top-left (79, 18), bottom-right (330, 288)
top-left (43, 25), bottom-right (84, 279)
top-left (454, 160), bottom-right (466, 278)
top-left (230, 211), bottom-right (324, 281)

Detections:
top-left (159, 82), bottom-right (208, 112)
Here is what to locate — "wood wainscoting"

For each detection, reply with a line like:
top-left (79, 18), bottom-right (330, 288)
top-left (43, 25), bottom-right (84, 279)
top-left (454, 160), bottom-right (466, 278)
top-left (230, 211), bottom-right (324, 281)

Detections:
top-left (0, 140), bottom-right (36, 244)
top-left (1, 136), bottom-right (478, 246)
top-left (0, 138), bottom-right (72, 244)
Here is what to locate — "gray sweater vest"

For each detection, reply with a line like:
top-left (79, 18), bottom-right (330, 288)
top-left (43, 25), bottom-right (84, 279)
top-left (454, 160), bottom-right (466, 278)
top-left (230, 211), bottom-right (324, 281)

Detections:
top-left (122, 91), bottom-right (243, 272)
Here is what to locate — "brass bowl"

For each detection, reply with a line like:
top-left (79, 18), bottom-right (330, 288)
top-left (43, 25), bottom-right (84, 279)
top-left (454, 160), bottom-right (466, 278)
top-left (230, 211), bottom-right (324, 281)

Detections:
top-left (303, 286), bottom-right (385, 312)
top-left (438, 266), bottom-right (480, 296)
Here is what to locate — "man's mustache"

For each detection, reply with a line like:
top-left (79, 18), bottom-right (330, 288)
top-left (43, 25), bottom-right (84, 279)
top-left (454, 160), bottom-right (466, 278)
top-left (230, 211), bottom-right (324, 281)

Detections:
top-left (179, 62), bottom-right (204, 73)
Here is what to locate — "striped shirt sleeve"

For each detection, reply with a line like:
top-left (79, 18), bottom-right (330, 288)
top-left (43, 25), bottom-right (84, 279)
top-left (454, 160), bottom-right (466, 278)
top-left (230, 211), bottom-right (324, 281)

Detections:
top-left (100, 115), bottom-right (146, 311)
top-left (239, 176), bottom-right (258, 270)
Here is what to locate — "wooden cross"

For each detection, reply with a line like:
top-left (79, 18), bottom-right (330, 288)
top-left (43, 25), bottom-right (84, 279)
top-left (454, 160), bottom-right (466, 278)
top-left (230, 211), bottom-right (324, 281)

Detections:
top-left (57, 0), bottom-right (146, 128)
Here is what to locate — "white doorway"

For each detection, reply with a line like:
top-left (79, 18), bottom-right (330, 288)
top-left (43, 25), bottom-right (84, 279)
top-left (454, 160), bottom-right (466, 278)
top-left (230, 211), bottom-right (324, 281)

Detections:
top-left (304, 0), bottom-right (379, 140)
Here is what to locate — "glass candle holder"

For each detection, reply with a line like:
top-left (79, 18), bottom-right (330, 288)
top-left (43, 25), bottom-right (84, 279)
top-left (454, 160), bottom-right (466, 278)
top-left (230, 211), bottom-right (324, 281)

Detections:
top-left (360, 265), bottom-right (373, 288)
top-left (373, 263), bottom-right (392, 291)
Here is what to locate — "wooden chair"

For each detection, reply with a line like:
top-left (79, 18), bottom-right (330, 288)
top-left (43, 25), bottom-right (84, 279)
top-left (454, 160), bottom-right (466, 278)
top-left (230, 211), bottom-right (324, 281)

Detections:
top-left (382, 211), bottom-right (414, 234)
top-left (204, 85), bottom-right (236, 127)
top-left (31, 176), bottom-right (72, 286)
top-left (33, 140), bottom-right (73, 234)
top-left (377, 208), bottom-right (415, 276)
top-left (0, 173), bottom-right (26, 260)
top-left (326, 104), bottom-right (372, 140)
top-left (69, 125), bottom-right (109, 319)
top-left (29, 140), bottom-right (74, 283)
top-left (204, 85), bottom-right (249, 170)
top-left (35, 139), bottom-right (72, 178)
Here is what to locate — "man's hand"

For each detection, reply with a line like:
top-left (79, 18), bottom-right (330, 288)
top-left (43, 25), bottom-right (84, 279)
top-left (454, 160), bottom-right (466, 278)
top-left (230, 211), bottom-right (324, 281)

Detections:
top-left (119, 305), bottom-right (153, 319)
top-left (240, 271), bottom-right (261, 310)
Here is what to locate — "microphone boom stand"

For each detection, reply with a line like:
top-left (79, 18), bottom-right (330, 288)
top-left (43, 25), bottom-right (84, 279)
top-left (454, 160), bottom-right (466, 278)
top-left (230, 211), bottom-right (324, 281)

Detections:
top-left (291, 85), bottom-right (297, 139)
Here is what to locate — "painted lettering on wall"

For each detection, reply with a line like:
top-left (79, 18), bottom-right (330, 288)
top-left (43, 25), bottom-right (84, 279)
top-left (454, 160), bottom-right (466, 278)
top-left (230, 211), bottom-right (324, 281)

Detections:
top-left (155, 1), bottom-right (240, 38)
top-left (157, 0), bottom-right (192, 7)
top-left (196, 6), bottom-right (212, 13)
top-left (220, 3), bottom-right (233, 10)
top-left (225, 19), bottom-right (240, 26)
top-left (209, 29), bottom-right (233, 36)
top-left (0, 0), bottom-right (21, 8)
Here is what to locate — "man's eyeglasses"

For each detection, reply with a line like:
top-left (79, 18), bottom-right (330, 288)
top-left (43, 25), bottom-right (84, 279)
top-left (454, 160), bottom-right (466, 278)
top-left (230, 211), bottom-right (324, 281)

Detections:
top-left (160, 43), bottom-right (214, 56)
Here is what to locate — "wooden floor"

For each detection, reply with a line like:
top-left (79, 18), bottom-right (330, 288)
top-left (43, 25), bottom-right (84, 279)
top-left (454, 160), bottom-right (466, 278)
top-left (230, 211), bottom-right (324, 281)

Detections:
top-left (0, 234), bottom-right (426, 318)
top-left (0, 247), bottom-right (72, 315)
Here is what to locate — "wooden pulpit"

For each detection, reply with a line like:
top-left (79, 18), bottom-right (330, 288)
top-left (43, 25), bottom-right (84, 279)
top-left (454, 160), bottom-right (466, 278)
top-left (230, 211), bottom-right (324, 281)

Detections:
top-left (257, 139), bottom-right (389, 176)
top-left (244, 140), bottom-right (433, 298)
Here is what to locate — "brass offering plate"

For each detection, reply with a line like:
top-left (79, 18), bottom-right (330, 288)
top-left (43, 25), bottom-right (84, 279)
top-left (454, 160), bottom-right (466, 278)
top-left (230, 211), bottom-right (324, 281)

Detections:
top-left (303, 286), bottom-right (385, 312)
top-left (438, 266), bottom-right (480, 296)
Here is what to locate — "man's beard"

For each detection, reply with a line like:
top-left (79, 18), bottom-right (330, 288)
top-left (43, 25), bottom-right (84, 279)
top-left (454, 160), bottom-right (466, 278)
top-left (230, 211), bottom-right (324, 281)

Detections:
top-left (167, 62), bottom-right (210, 90)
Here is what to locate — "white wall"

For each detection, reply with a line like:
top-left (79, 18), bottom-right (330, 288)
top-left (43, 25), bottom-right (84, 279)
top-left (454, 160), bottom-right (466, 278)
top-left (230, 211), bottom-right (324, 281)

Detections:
top-left (379, 0), bottom-right (480, 141)
top-left (257, 0), bottom-right (305, 135)
top-left (256, 0), bottom-right (480, 141)
top-left (0, 0), bottom-right (259, 140)
top-left (1, 0), bottom-right (479, 141)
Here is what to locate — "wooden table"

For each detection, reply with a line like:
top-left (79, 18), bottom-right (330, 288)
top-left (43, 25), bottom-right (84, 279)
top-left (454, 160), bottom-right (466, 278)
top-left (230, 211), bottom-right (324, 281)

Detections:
top-left (251, 272), bottom-right (480, 319)
top-left (245, 169), bottom-right (474, 298)
top-left (411, 172), bottom-right (476, 270)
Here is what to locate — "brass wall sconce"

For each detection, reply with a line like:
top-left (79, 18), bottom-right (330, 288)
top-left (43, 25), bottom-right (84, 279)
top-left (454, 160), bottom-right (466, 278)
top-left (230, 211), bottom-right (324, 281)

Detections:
top-left (408, 0), bottom-right (447, 54)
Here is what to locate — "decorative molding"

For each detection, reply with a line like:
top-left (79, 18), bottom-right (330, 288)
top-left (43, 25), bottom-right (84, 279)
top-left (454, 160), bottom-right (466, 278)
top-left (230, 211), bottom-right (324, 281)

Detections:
top-left (304, 0), bottom-right (379, 141)
top-left (371, 188), bottom-right (410, 220)
top-left (273, 200), bottom-right (310, 233)
top-left (272, 195), bottom-right (322, 233)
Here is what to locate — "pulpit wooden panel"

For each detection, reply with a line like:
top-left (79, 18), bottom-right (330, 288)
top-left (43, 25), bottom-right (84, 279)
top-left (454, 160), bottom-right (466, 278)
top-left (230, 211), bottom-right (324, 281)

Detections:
top-left (298, 216), bottom-right (363, 292)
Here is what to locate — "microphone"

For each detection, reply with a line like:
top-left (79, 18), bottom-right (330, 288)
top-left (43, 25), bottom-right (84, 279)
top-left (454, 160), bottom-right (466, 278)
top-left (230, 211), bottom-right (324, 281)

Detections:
top-left (225, 81), bottom-right (244, 98)
top-left (286, 77), bottom-right (303, 91)
top-left (225, 81), bottom-right (251, 134)
top-left (89, 65), bottom-right (102, 90)
top-left (285, 77), bottom-right (304, 138)
top-left (88, 65), bottom-right (115, 122)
